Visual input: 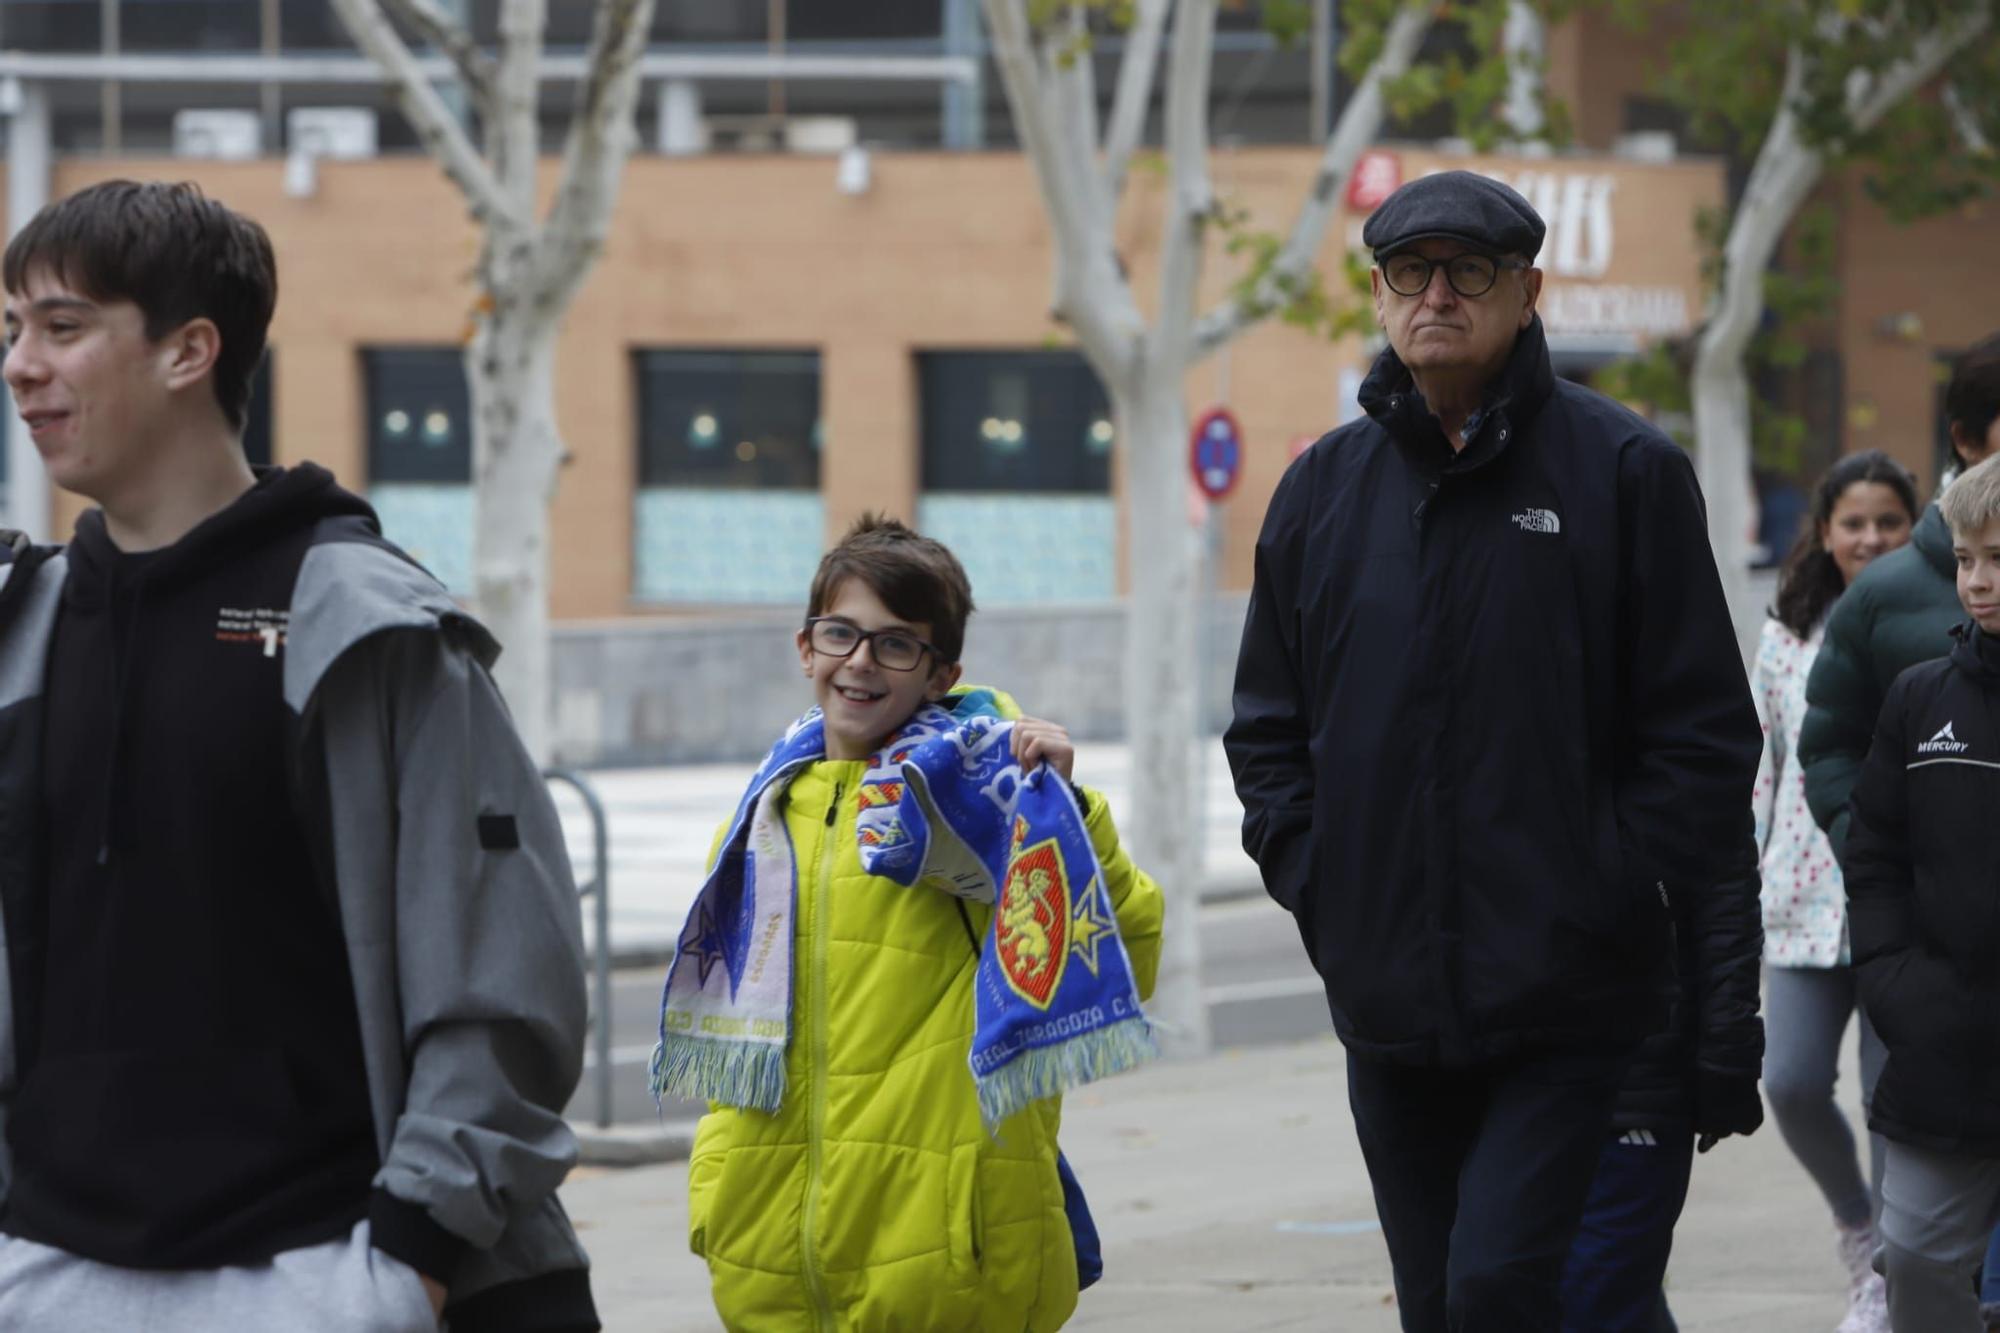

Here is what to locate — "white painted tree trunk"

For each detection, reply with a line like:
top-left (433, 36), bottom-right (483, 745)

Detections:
top-left (1690, 89), bottom-right (1821, 657)
top-left (468, 309), bottom-right (564, 757)
top-left (982, 0), bottom-right (1433, 1059)
top-left (1691, 14), bottom-right (1987, 655)
top-left (1111, 375), bottom-right (1212, 1056)
top-left (1501, 1), bottom-right (1546, 144)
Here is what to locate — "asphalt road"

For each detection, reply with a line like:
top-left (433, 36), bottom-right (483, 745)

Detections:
top-left (563, 893), bottom-right (1323, 1128)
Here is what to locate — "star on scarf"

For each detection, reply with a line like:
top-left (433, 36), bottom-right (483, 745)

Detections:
top-left (683, 902), bottom-right (729, 989)
top-left (1069, 874), bottom-right (1116, 977)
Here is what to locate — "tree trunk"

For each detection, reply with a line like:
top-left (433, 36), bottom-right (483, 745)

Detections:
top-left (1690, 93), bottom-right (1822, 658)
top-left (468, 305), bottom-right (564, 761)
top-left (1112, 372), bottom-right (1213, 1058)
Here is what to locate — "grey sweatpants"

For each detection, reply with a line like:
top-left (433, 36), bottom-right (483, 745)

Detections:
top-left (0, 1220), bottom-right (439, 1332)
top-left (1762, 963), bottom-right (1886, 1227)
top-left (1878, 1140), bottom-right (2000, 1332)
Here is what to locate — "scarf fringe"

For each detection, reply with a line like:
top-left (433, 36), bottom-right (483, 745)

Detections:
top-left (974, 1017), bottom-right (1158, 1130)
top-left (649, 1034), bottom-right (787, 1115)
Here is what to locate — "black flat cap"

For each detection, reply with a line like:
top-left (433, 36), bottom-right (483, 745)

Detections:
top-left (1362, 170), bottom-right (1546, 262)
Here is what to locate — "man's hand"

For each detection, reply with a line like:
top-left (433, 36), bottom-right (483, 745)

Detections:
top-left (1693, 1069), bottom-right (1764, 1153)
top-left (1011, 717), bottom-right (1075, 784)
top-left (421, 1275), bottom-right (447, 1320)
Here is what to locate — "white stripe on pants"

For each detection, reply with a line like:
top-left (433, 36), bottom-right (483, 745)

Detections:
top-left (0, 1220), bottom-right (439, 1333)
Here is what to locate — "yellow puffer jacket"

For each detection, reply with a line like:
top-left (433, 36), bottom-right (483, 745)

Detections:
top-left (686, 741), bottom-right (1163, 1332)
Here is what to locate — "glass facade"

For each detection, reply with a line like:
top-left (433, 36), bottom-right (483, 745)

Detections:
top-left (363, 346), bottom-right (472, 592)
top-left (917, 350), bottom-right (1116, 604)
top-left (633, 349), bottom-right (824, 604)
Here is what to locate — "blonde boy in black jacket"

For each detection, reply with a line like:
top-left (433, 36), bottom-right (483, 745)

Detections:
top-left (1846, 452), bottom-right (2000, 1331)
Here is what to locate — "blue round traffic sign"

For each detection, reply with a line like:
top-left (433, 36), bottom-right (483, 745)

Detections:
top-left (1190, 407), bottom-right (1244, 501)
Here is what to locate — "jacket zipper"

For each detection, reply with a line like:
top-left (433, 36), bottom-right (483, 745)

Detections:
top-left (800, 780), bottom-right (843, 1331)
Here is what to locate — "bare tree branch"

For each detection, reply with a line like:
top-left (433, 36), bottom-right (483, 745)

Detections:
top-left (376, 0), bottom-right (496, 116)
top-left (1944, 80), bottom-right (1992, 155)
top-left (981, 0), bottom-right (1143, 383)
top-left (1150, 0), bottom-right (1218, 377)
top-left (1046, 4), bottom-right (1114, 234)
top-left (1190, 0), bottom-right (1433, 359)
top-left (1103, 0), bottom-right (1171, 207)
top-left (1844, 8), bottom-right (1990, 130)
top-left (330, 0), bottom-right (516, 227)
top-left (493, 0), bottom-right (547, 218)
top-left (1500, 0), bottom-right (1546, 141)
top-left (537, 0), bottom-right (656, 309)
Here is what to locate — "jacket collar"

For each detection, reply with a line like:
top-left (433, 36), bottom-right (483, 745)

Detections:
top-left (1950, 620), bottom-right (2000, 683)
top-left (1357, 314), bottom-right (1557, 473)
top-left (1912, 502), bottom-right (1956, 581)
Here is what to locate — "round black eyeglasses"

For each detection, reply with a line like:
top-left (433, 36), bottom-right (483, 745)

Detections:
top-left (1380, 252), bottom-right (1530, 299)
top-left (804, 617), bottom-right (940, 672)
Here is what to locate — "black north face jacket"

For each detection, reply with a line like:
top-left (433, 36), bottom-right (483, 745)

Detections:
top-left (1846, 623), bottom-right (2000, 1154)
top-left (1226, 318), bottom-right (1763, 1070)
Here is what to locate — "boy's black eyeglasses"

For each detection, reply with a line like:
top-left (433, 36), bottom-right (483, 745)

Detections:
top-left (804, 617), bottom-right (940, 672)
top-left (1379, 251), bottom-right (1529, 299)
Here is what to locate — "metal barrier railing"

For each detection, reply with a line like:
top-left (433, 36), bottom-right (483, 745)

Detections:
top-left (545, 768), bottom-right (613, 1129)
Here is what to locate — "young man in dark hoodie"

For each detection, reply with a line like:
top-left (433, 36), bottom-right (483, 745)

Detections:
top-left (0, 181), bottom-right (596, 1330)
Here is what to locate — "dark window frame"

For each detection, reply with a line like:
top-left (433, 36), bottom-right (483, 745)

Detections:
top-left (634, 347), bottom-right (823, 492)
top-left (918, 349), bottom-right (1114, 495)
top-left (362, 346), bottom-right (473, 485)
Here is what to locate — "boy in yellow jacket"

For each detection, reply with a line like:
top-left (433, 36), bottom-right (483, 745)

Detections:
top-left (658, 514), bottom-right (1163, 1332)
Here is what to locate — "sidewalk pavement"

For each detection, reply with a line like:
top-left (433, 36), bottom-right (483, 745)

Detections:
top-left (564, 1034), bottom-right (1860, 1332)
top-left (553, 737), bottom-right (1259, 966)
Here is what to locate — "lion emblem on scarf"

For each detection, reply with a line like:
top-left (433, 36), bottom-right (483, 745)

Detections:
top-left (996, 837), bottom-right (1071, 1010)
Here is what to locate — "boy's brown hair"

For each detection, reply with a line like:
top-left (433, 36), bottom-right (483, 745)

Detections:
top-left (807, 514), bottom-right (976, 664)
top-left (3, 179), bottom-right (277, 432)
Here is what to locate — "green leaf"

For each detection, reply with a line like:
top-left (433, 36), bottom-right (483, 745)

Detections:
top-left (1262, 0), bottom-right (1314, 48)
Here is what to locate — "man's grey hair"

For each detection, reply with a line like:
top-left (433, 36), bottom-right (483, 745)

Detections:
top-left (1941, 453), bottom-right (2000, 539)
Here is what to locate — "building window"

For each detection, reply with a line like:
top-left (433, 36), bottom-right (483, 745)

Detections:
top-left (124, 2), bottom-right (261, 52)
top-left (917, 350), bottom-right (1116, 604)
top-left (363, 347), bottom-right (472, 593)
top-left (632, 349), bottom-right (825, 605)
top-left (1, 5), bottom-right (104, 52)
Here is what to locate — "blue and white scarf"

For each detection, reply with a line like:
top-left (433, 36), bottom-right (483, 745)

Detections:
top-left (650, 689), bottom-right (1156, 1129)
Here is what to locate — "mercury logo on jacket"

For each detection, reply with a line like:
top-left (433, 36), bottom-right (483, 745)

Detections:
top-left (1914, 720), bottom-right (1972, 756)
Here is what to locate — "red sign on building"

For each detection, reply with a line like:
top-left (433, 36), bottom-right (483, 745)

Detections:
top-left (1346, 150), bottom-right (1403, 213)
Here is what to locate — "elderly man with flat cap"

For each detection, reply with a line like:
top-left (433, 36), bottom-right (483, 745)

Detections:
top-left (1225, 170), bottom-right (1767, 1330)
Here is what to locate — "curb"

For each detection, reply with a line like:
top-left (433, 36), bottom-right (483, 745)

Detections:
top-left (573, 1118), bottom-right (699, 1167)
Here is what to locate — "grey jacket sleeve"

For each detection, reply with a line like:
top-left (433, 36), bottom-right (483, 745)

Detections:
top-left (316, 628), bottom-right (588, 1285)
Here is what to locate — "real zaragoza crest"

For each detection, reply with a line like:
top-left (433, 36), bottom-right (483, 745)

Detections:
top-left (997, 822), bottom-right (1072, 1010)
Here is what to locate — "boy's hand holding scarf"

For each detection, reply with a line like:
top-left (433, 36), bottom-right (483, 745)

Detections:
top-left (651, 690), bottom-right (1156, 1129)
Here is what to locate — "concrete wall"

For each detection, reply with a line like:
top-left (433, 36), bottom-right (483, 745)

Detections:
top-left (549, 593), bottom-right (1251, 767)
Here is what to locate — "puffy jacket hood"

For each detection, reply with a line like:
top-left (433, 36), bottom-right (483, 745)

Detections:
top-left (1912, 501), bottom-right (1956, 583)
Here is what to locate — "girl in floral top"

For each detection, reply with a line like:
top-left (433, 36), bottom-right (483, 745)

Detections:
top-left (1754, 450), bottom-right (1917, 1333)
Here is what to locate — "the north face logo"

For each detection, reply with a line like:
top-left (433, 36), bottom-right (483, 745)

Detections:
top-left (1511, 508), bottom-right (1561, 535)
top-left (1918, 721), bottom-right (1971, 755)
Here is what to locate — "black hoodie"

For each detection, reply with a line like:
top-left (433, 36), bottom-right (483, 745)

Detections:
top-left (1846, 620), bottom-right (2000, 1155)
top-left (2, 465), bottom-right (390, 1268)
